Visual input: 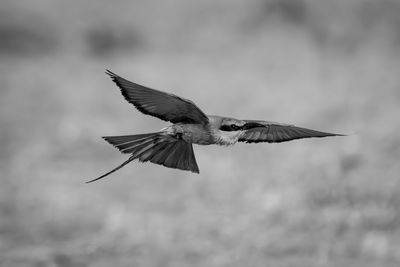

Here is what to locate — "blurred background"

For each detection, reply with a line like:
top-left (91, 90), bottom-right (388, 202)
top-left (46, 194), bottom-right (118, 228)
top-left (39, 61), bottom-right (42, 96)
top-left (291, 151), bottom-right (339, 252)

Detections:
top-left (1, 0), bottom-right (400, 266)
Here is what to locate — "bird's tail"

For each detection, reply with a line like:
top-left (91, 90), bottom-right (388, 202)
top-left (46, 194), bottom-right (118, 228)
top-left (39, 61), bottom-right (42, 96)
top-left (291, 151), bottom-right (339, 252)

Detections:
top-left (86, 132), bottom-right (199, 183)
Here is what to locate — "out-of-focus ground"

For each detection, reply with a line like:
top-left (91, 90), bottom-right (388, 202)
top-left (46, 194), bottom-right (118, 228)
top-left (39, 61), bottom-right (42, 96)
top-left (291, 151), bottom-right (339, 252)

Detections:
top-left (1, 0), bottom-right (400, 266)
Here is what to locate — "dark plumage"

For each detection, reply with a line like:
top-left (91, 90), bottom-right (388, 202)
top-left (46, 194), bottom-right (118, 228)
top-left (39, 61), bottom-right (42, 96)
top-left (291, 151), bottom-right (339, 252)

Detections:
top-left (106, 70), bottom-right (209, 125)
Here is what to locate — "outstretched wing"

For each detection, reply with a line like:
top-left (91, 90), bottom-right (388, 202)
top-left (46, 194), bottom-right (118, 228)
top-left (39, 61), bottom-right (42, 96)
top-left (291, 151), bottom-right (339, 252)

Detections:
top-left (106, 70), bottom-right (209, 125)
top-left (239, 120), bottom-right (343, 143)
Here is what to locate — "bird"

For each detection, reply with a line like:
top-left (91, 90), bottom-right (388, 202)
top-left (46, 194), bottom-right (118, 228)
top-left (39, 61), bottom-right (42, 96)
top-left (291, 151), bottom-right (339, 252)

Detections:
top-left (87, 70), bottom-right (344, 183)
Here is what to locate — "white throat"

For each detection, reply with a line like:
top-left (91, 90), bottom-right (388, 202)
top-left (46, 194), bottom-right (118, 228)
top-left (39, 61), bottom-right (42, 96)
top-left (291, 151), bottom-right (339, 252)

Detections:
top-left (215, 130), bottom-right (243, 146)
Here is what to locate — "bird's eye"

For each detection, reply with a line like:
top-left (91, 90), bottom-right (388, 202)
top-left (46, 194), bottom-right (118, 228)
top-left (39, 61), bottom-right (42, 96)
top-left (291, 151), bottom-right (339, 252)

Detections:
top-left (231, 124), bottom-right (239, 130)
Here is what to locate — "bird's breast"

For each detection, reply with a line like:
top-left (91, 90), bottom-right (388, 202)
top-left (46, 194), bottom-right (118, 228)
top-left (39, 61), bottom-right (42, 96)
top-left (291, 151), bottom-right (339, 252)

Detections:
top-left (212, 130), bottom-right (242, 146)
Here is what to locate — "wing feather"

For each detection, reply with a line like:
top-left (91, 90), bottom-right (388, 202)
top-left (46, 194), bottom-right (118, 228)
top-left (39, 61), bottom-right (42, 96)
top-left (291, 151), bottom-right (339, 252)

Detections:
top-left (239, 120), bottom-right (344, 143)
top-left (106, 70), bottom-right (209, 125)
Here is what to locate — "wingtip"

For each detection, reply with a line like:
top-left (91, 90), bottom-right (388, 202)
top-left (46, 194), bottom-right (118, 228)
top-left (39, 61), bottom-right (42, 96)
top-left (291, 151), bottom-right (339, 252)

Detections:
top-left (105, 69), bottom-right (117, 79)
top-left (333, 133), bottom-right (347, 137)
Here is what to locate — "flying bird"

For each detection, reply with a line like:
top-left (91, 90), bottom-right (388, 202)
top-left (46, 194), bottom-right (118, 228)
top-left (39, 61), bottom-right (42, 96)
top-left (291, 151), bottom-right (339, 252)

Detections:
top-left (87, 70), bottom-right (343, 183)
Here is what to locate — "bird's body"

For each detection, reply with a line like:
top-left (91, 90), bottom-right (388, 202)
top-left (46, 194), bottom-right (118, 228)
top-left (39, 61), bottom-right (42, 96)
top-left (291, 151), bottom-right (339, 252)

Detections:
top-left (87, 70), bottom-right (343, 183)
top-left (165, 116), bottom-right (244, 146)
top-left (165, 122), bottom-right (214, 145)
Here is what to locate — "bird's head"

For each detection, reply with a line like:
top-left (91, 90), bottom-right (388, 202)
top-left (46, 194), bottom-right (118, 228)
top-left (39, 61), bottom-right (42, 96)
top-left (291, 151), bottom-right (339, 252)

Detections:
top-left (208, 116), bottom-right (264, 145)
top-left (219, 117), bottom-right (246, 132)
top-left (207, 117), bottom-right (244, 145)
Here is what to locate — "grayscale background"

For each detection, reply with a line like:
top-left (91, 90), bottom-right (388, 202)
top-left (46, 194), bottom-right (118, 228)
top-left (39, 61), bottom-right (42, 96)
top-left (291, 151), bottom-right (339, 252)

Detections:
top-left (1, 0), bottom-right (399, 266)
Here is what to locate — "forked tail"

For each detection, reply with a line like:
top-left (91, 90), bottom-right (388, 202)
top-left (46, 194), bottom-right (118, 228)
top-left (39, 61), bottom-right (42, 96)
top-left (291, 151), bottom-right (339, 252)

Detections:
top-left (87, 132), bottom-right (199, 183)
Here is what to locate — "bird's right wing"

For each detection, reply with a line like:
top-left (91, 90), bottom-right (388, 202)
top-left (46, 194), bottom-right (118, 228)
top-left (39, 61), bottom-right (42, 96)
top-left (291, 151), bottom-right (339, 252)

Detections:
top-left (106, 70), bottom-right (209, 125)
top-left (239, 120), bottom-right (343, 143)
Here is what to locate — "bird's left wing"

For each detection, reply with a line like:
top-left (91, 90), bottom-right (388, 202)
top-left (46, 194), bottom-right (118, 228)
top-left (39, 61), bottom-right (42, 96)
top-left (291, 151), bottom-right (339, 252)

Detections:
top-left (239, 120), bottom-right (343, 143)
top-left (106, 70), bottom-right (209, 125)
